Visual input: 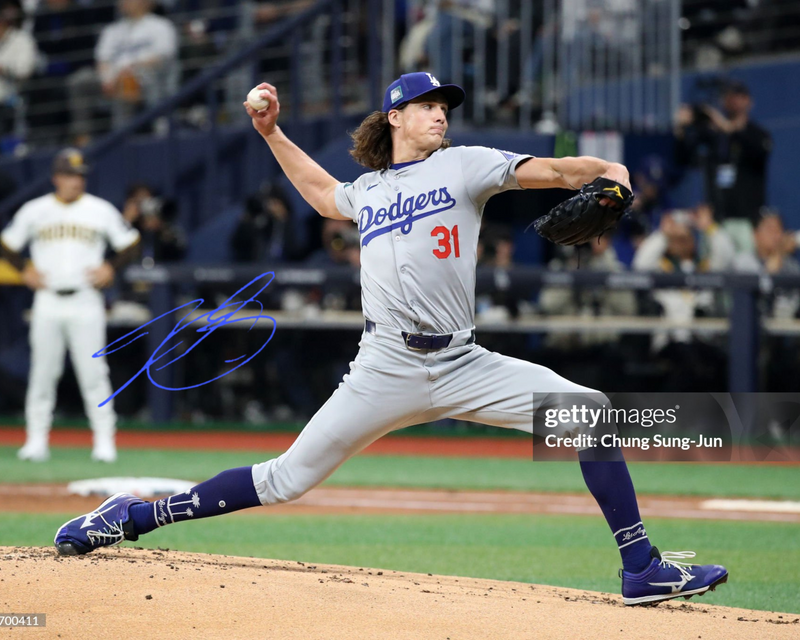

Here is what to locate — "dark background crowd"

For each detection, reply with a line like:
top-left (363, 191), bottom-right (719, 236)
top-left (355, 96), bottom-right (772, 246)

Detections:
top-left (0, 0), bottom-right (798, 439)
top-left (0, 0), bottom-right (796, 148)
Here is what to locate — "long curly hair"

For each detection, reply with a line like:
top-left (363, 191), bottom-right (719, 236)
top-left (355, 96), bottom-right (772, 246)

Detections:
top-left (349, 107), bottom-right (452, 171)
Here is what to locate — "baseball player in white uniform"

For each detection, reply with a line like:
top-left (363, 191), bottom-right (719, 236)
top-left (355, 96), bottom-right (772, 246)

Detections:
top-left (1, 148), bottom-right (140, 463)
top-left (54, 75), bottom-right (727, 606)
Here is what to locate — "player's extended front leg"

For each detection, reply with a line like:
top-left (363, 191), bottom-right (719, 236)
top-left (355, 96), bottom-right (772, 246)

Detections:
top-left (55, 336), bottom-right (427, 555)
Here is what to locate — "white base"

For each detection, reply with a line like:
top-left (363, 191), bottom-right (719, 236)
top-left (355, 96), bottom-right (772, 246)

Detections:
top-left (67, 477), bottom-right (196, 498)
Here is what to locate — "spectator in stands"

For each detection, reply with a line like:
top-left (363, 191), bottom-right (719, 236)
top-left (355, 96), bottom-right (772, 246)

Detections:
top-left (674, 80), bottom-right (772, 255)
top-left (734, 210), bottom-right (800, 318)
top-left (230, 180), bottom-right (298, 263)
top-left (305, 218), bottom-right (360, 311)
top-left (478, 222), bottom-right (514, 269)
top-left (536, 233), bottom-right (638, 390)
top-left (612, 155), bottom-right (672, 267)
top-left (67, 0), bottom-right (178, 143)
top-left (402, 1), bottom-right (528, 121)
top-left (539, 234), bottom-right (637, 349)
top-left (736, 209), bottom-right (800, 436)
top-left (633, 209), bottom-right (729, 390)
top-left (476, 223), bottom-right (518, 321)
top-left (634, 206), bottom-right (735, 275)
top-left (29, 0), bottom-right (114, 144)
top-left (180, 17), bottom-right (218, 85)
top-left (305, 218), bottom-right (360, 270)
top-left (0, 1), bottom-right (37, 140)
top-left (692, 202), bottom-right (737, 270)
top-left (122, 183), bottom-right (185, 264)
top-left (423, 0), bottom-right (494, 82)
top-left (630, 155), bottom-right (672, 224)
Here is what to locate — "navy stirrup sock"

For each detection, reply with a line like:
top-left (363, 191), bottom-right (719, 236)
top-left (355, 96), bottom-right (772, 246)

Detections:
top-left (579, 447), bottom-right (652, 573)
top-left (128, 466), bottom-right (261, 535)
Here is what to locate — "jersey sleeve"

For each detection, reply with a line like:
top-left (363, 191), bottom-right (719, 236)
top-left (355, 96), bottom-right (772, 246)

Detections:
top-left (105, 204), bottom-right (140, 251)
top-left (334, 180), bottom-right (360, 222)
top-left (0, 202), bottom-right (34, 252)
top-left (459, 146), bottom-right (534, 207)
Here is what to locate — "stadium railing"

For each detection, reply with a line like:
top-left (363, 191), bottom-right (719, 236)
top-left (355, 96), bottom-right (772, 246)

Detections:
top-left (118, 264), bottom-right (795, 421)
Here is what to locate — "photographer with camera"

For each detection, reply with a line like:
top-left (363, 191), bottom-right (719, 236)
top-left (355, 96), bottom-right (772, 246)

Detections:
top-left (122, 183), bottom-right (185, 264)
top-left (675, 80), bottom-right (772, 255)
top-left (231, 180), bottom-right (298, 263)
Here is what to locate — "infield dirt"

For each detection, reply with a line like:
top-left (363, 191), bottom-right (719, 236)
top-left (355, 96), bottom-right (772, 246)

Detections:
top-left (1, 546), bottom-right (798, 639)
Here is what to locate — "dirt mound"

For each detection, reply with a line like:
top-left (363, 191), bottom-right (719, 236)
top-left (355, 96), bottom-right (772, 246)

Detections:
top-left (1, 547), bottom-right (797, 639)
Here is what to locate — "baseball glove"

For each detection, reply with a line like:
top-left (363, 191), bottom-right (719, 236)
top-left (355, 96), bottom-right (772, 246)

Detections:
top-left (532, 177), bottom-right (634, 246)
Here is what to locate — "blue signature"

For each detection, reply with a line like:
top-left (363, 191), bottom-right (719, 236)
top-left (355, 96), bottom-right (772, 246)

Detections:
top-left (94, 272), bottom-right (277, 407)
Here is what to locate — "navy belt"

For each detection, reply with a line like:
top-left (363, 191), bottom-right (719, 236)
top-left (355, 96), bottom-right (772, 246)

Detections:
top-left (54, 289), bottom-right (78, 296)
top-left (365, 319), bottom-right (475, 353)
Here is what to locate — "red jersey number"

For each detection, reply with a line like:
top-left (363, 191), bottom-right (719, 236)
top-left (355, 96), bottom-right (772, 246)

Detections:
top-left (431, 225), bottom-right (461, 259)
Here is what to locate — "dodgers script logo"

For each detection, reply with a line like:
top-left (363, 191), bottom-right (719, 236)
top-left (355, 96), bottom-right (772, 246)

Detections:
top-left (358, 188), bottom-right (456, 247)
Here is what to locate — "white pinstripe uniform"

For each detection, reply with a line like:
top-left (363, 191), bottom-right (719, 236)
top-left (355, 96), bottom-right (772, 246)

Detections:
top-left (2, 192), bottom-right (140, 462)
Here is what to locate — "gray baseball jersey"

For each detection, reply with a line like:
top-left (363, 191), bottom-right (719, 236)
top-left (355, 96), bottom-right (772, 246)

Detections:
top-left (334, 145), bottom-right (532, 334)
top-left (250, 145), bottom-right (601, 506)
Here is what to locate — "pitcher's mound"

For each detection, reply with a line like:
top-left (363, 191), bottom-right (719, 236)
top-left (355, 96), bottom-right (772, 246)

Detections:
top-left (1, 547), bottom-right (796, 639)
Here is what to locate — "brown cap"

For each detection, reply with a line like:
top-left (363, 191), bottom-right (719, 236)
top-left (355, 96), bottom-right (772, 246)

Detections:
top-left (52, 148), bottom-right (89, 176)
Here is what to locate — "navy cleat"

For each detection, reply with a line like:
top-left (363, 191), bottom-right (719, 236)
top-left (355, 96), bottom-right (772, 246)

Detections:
top-left (621, 546), bottom-right (728, 606)
top-left (54, 492), bottom-right (143, 556)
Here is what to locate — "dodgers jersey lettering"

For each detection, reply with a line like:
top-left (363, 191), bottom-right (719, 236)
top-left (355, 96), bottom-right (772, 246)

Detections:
top-left (1, 193), bottom-right (139, 291)
top-left (334, 146), bottom-right (531, 334)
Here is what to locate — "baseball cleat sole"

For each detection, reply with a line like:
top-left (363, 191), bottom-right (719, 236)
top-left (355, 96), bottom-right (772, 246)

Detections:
top-left (623, 572), bottom-right (728, 606)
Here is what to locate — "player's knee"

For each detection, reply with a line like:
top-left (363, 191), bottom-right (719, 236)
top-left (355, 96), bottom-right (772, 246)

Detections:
top-left (271, 475), bottom-right (310, 503)
top-left (280, 485), bottom-right (309, 504)
top-left (251, 460), bottom-right (313, 505)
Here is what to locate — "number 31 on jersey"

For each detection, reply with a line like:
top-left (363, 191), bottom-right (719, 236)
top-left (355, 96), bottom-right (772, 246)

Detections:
top-left (431, 225), bottom-right (460, 259)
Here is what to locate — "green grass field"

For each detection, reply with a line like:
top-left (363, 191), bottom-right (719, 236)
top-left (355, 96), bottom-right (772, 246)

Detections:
top-left (1, 446), bottom-right (799, 498)
top-left (1, 445), bottom-right (799, 613)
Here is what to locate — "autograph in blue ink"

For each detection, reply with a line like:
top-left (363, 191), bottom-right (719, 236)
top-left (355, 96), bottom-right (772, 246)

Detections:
top-left (94, 273), bottom-right (277, 407)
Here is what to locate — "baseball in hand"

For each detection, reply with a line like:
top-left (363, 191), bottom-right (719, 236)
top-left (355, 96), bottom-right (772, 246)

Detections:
top-left (247, 87), bottom-right (271, 111)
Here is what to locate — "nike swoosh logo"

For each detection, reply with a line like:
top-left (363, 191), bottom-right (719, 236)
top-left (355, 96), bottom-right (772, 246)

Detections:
top-left (80, 502), bottom-right (119, 529)
top-left (367, 184), bottom-right (378, 191)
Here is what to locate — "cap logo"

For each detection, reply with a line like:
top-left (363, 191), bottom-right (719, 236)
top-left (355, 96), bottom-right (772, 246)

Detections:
top-left (426, 73), bottom-right (441, 87)
top-left (68, 153), bottom-right (83, 168)
top-left (391, 86), bottom-right (403, 104)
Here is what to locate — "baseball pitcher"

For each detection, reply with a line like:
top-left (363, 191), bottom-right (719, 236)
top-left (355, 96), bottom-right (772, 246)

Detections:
top-left (1, 148), bottom-right (140, 463)
top-left (53, 74), bottom-right (727, 605)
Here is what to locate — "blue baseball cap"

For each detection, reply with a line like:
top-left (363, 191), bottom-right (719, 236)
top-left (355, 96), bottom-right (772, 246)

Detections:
top-left (382, 72), bottom-right (466, 113)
